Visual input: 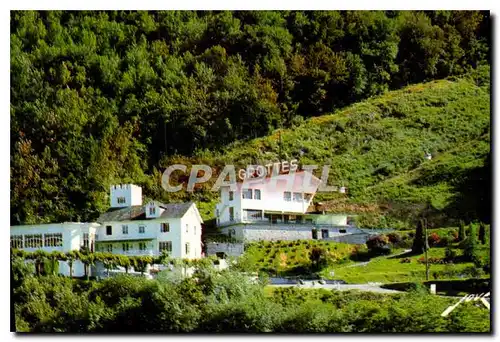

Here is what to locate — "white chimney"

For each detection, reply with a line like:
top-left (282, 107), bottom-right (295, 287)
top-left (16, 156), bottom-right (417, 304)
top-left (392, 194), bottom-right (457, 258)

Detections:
top-left (110, 184), bottom-right (142, 208)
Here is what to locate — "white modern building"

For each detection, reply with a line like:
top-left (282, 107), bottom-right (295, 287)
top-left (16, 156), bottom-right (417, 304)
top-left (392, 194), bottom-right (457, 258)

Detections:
top-left (10, 184), bottom-right (204, 277)
top-left (214, 171), bottom-right (357, 241)
top-left (216, 171), bottom-right (322, 226)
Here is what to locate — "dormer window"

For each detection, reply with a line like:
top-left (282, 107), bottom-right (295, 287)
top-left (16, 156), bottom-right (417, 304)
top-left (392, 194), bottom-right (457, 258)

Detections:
top-left (149, 207), bottom-right (156, 215)
top-left (117, 197), bottom-right (126, 204)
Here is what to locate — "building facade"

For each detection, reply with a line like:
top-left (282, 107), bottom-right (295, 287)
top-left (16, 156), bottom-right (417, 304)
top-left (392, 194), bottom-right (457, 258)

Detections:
top-left (214, 171), bottom-right (358, 242)
top-left (10, 184), bottom-right (204, 276)
top-left (10, 222), bottom-right (99, 276)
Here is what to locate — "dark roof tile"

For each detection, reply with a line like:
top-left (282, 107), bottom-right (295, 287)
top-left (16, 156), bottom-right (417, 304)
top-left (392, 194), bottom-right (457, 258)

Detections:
top-left (96, 202), bottom-right (194, 222)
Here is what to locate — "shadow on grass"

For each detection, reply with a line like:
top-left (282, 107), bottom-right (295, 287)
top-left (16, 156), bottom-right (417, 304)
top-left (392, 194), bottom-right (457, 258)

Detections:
top-left (387, 250), bottom-right (418, 259)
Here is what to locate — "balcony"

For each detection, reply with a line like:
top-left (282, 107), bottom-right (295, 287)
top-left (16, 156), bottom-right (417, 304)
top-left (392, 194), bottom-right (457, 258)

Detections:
top-left (96, 233), bottom-right (156, 242)
top-left (97, 249), bottom-right (155, 257)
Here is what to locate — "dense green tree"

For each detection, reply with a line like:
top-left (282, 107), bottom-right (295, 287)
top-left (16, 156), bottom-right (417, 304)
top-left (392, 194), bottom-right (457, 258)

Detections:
top-left (464, 223), bottom-right (479, 261)
top-left (10, 10), bottom-right (490, 225)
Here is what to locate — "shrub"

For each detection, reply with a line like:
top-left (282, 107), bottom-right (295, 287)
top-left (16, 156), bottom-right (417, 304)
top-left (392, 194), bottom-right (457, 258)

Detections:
top-left (417, 257), bottom-right (444, 264)
top-left (366, 235), bottom-right (391, 256)
top-left (444, 247), bottom-right (457, 262)
top-left (427, 233), bottom-right (440, 247)
top-left (437, 236), bottom-right (451, 247)
top-left (386, 232), bottom-right (402, 245)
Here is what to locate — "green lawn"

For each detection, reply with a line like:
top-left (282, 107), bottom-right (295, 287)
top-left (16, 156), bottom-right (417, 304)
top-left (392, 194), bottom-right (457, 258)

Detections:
top-left (323, 247), bottom-right (479, 284)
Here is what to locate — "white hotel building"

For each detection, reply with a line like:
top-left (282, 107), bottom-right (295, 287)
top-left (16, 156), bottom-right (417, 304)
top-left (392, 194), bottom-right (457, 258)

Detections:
top-left (215, 171), bottom-right (355, 241)
top-left (10, 184), bottom-right (203, 277)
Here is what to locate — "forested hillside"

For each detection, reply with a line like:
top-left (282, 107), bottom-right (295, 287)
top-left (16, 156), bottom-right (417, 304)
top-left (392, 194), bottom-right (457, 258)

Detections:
top-left (192, 69), bottom-right (491, 228)
top-left (10, 11), bottom-right (490, 225)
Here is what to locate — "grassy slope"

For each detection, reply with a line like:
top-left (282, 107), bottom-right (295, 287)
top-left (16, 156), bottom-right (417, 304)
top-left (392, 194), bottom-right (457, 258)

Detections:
top-left (243, 240), bottom-right (355, 274)
top-left (192, 71), bottom-right (490, 227)
top-left (326, 247), bottom-right (477, 284)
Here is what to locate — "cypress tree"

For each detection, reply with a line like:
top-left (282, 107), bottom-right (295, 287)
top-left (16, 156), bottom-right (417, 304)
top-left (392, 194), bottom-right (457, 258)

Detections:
top-left (412, 219), bottom-right (426, 254)
top-left (478, 222), bottom-right (486, 244)
top-left (459, 220), bottom-right (466, 241)
top-left (464, 223), bottom-right (478, 261)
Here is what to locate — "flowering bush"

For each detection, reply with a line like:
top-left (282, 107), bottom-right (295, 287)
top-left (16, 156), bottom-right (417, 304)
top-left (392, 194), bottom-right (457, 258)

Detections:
top-left (366, 235), bottom-right (391, 256)
top-left (427, 233), bottom-right (440, 247)
top-left (386, 233), bottom-right (402, 244)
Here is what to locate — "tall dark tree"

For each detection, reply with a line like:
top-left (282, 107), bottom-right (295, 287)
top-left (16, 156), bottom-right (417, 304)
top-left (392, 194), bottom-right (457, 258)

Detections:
top-left (459, 220), bottom-right (467, 241)
top-left (412, 219), bottom-right (427, 254)
top-left (478, 222), bottom-right (486, 245)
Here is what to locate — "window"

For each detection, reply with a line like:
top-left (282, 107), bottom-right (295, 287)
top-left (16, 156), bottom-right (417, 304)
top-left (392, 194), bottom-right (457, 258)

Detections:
top-left (293, 192), bottom-right (303, 202)
top-left (10, 235), bottom-right (23, 249)
top-left (117, 197), bottom-right (126, 204)
top-left (161, 223), bottom-right (170, 232)
top-left (106, 225), bottom-right (112, 235)
top-left (43, 233), bottom-right (62, 247)
top-left (339, 229), bottom-right (347, 234)
top-left (139, 225), bottom-right (145, 234)
top-left (24, 234), bottom-right (43, 248)
top-left (254, 189), bottom-right (261, 200)
top-left (242, 189), bottom-right (252, 199)
top-left (321, 229), bottom-right (329, 239)
top-left (122, 243), bottom-right (130, 252)
top-left (139, 242), bottom-right (147, 251)
top-left (149, 206), bottom-right (156, 215)
top-left (229, 191), bottom-right (234, 201)
top-left (159, 241), bottom-right (172, 254)
top-left (185, 242), bottom-right (190, 255)
top-left (229, 207), bottom-right (234, 221)
top-left (83, 233), bottom-right (89, 249)
top-left (284, 191), bottom-right (291, 202)
top-left (185, 224), bottom-right (188, 233)
top-left (244, 209), bottom-right (262, 221)
top-left (122, 225), bottom-right (128, 235)
top-left (107, 244), bottom-right (113, 252)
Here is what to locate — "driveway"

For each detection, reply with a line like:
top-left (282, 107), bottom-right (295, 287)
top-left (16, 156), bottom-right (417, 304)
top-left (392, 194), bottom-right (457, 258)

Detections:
top-left (269, 281), bottom-right (402, 294)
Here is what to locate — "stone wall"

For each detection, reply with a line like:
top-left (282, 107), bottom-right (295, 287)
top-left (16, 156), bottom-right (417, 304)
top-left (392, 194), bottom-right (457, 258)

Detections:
top-left (221, 224), bottom-right (363, 242)
top-left (206, 242), bottom-right (245, 257)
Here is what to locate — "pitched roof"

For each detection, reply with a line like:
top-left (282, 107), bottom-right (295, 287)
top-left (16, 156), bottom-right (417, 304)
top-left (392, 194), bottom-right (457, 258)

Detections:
top-left (240, 171), bottom-right (322, 193)
top-left (96, 202), bottom-right (194, 222)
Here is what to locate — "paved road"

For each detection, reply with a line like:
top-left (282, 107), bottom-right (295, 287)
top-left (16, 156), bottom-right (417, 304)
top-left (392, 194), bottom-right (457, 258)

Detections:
top-left (269, 282), bottom-right (402, 294)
